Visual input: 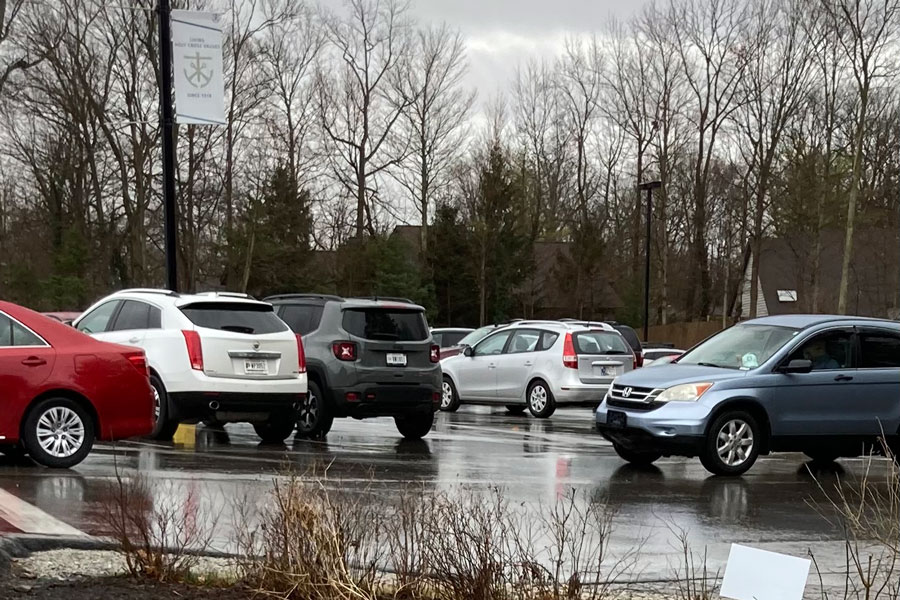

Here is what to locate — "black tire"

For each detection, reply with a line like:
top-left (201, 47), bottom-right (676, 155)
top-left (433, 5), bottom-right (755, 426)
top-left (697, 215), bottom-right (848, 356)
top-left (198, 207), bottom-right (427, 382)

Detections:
top-left (527, 380), bottom-right (556, 418)
top-left (254, 414), bottom-right (297, 444)
top-left (149, 375), bottom-right (179, 441)
top-left (700, 410), bottom-right (761, 476)
top-left (440, 377), bottom-right (461, 412)
top-left (505, 404), bottom-right (527, 415)
top-left (613, 443), bottom-right (662, 466)
top-left (296, 381), bottom-right (334, 439)
top-left (22, 397), bottom-right (95, 468)
top-left (395, 412), bottom-right (435, 440)
top-left (803, 451), bottom-right (840, 464)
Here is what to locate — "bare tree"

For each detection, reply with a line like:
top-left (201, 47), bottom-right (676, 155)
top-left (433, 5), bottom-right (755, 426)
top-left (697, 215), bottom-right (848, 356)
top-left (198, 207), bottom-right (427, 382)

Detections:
top-left (317, 0), bottom-right (417, 240)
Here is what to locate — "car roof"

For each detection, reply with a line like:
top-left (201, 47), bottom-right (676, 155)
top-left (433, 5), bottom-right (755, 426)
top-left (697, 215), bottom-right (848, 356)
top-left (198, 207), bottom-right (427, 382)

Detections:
top-left (739, 314), bottom-right (898, 329)
top-left (495, 320), bottom-right (618, 333)
top-left (98, 289), bottom-right (271, 309)
top-left (262, 293), bottom-right (425, 311)
top-left (432, 327), bottom-right (474, 333)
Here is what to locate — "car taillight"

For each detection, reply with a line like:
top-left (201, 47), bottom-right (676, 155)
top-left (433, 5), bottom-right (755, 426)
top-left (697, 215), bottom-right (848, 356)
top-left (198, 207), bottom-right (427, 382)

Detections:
top-left (562, 332), bottom-right (578, 369)
top-left (430, 345), bottom-right (440, 363)
top-left (332, 341), bottom-right (357, 361)
top-left (635, 351), bottom-right (643, 368)
top-left (296, 334), bottom-right (307, 374)
top-left (126, 351), bottom-right (149, 376)
top-left (182, 330), bottom-right (204, 370)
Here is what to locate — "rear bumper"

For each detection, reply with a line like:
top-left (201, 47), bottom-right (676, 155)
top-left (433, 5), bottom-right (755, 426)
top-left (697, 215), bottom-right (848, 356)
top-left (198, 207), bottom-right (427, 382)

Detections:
top-left (553, 383), bottom-right (610, 406)
top-left (164, 371), bottom-right (307, 395)
top-left (169, 391), bottom-right (303, 423)
top-left (328, 384), bottom-right (440, 418)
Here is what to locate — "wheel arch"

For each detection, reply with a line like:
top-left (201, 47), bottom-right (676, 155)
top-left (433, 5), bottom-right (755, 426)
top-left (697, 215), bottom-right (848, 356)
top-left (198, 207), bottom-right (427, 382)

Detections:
top-left (706, 398), bottom-right (772, 454)
top-left (21, 389), bottom-right (100, 441)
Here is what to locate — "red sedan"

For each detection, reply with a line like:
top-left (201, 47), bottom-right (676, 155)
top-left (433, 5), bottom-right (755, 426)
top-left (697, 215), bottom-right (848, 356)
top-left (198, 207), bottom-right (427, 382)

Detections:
top-left (0, 301), bottom-right (153, 468)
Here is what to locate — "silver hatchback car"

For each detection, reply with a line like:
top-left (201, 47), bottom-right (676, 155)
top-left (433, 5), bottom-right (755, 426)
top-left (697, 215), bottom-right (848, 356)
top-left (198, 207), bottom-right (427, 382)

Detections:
top-left (441, 321), bottom-right (636, 417)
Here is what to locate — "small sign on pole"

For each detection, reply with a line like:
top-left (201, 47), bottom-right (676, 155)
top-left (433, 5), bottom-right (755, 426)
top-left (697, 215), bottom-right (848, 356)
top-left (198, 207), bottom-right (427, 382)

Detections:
top-left (720, 544), bottom-right (811, 600)
top-left (171, 10), bottom-right (225, 125)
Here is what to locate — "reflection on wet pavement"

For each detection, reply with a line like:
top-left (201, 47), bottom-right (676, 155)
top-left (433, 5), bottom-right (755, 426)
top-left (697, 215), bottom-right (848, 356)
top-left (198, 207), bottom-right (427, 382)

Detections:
top-left (0, 406), bottom-right (892, 580)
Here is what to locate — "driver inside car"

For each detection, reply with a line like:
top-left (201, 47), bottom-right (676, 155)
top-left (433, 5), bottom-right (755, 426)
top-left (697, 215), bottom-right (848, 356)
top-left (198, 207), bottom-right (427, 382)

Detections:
top-left (803, 339), bottom-right (840, 370)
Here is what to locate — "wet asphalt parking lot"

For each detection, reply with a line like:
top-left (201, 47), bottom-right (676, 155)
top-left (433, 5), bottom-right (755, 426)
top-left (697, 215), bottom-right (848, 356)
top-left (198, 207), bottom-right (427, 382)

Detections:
top-left (1, 406), bottom-right (894, 591)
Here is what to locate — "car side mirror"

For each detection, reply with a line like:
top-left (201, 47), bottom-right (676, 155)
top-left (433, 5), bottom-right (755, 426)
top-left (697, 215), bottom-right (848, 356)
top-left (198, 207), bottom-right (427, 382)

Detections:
top-left (463, 346), bottom-right (474, 357)
top-left (781, 359), bottom-right (813, 374)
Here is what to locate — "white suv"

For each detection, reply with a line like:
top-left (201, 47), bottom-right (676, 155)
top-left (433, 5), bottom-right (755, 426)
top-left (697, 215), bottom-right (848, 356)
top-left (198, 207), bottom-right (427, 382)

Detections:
top-left (73, 289), bottom-right (307, 442)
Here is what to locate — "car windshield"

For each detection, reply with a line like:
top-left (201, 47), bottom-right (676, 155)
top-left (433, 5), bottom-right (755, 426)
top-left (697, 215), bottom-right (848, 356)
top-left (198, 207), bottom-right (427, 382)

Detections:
top-left (457, 326), bottom-right (494, 347)
top-left (678, 324), bottom-right (800, 370)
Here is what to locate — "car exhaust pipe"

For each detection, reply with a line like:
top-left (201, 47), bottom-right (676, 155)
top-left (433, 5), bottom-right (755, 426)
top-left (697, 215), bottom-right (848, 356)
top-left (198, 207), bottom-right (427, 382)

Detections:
top-left (209, 400), bottom-right (220, 411)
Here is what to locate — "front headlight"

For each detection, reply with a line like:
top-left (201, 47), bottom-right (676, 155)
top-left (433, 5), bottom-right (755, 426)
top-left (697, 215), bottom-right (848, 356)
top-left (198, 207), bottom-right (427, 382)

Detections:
top-left (656, 382), bottom-right (713, 403)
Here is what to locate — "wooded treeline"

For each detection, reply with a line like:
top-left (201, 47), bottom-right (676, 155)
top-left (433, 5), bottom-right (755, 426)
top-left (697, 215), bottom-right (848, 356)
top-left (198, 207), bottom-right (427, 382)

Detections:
top-left (0, 0), bottom-right (898, 328)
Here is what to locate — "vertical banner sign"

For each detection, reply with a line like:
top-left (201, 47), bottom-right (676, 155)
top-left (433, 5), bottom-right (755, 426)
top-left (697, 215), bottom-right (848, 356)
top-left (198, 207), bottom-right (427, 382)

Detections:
top-left (171, 10), bottom-right (225, 125)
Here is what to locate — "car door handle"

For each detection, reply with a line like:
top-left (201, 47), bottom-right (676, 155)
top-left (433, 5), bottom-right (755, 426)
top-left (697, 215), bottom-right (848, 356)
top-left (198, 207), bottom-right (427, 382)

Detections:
top-left (834, 375), bottom-right (854, 382)
top-left (128, 337), bottom-right (141, 344)
top-left (21, 357), bottom-right (47, 367)
top-left (523, 361), bottom-right (533, 367)
top-left (488, 363), bottom-right (496, 369)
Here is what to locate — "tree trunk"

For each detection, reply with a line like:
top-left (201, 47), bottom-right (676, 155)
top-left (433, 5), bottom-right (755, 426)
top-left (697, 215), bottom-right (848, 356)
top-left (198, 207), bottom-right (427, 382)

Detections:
top-left (838, 89), bottom-right (868, 314)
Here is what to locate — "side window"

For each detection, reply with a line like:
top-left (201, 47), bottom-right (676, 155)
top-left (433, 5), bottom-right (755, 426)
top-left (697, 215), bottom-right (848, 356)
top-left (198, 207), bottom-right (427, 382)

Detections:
top-left (508, 330), bottom-right (540, 354)
top-left (859, 330), bottom-right (900, 369)
top-left (148, 306), bottom-right (162, 329)
top-left (76, 301), bottom-right (121, 334)
top-left (432, 332), bottom-right (444, 347)
top-left (788, 330), bottom-right (854, 371)
top-left (110, 301), bottom-right (151, 331)
top-left (539, 332), bottom-right (559, 351)
top-left (279, 304), bottom-right (324, 336)
top-left (443, 331), bottom-right (468, 347)
top-left (474, 331), bottom-right (512, 356)
top-left (0, 314), bottom-right (45, 347)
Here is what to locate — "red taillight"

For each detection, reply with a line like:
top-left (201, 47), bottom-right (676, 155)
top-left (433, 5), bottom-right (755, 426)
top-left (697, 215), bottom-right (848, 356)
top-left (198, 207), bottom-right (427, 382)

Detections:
top-left (562, 332), bottom-right (578, 369)
top-left (635, 351), bottom-right (644, 368)
top-left (332, 341), bottom-right (357, 361)
top-left (296, 334), bottom-right (307, 374)
top-left (126, 351), bottom-right (148, 376)
top-left (430, 345), bottom-right (440, 363)
top-left (182, 330), bottom-right (204, 370)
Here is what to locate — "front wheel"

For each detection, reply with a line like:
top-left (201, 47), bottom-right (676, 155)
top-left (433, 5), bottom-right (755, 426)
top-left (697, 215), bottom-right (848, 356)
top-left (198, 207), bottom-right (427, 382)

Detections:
top-left (613, 443), bottom-right (662, 466)
top-left (527, 381), bottom-right (556, 418)
top-left (22, 398), bottom-right (95, 468)
top-left (700, 411), bottom-right (761, 476)
top-left (296, 381), bottom-right (334, 439)
top-left (254, 414), bottom-right (297, 444)
top-left (440, 377), bottom-right (461, 412)
top-left (395, 412), bottom-right (435, 440)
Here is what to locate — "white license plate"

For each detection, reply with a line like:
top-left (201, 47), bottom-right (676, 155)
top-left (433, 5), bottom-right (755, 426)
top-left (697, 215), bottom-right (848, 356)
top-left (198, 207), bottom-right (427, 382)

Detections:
top-left (594, 366), bottom-right (618, 377)
top-left (245, 359), bottom-right (268, 374)
top-left (386, 353), bottom-right (407, 366)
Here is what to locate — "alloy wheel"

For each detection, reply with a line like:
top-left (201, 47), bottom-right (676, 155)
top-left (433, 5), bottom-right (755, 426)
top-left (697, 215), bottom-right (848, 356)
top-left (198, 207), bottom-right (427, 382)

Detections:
top-left (152, 385), bottom-right (161, 424)
top-left (36, 407), bottom-right (85, 458)
top-left (716, 419), bottom-right (754, 467)
top-left (441, 381), bottom-right (453, 409)
top-left (529, 385), bottom-right (548, 412)
top-left (299, 391), bottom-right (318, 428)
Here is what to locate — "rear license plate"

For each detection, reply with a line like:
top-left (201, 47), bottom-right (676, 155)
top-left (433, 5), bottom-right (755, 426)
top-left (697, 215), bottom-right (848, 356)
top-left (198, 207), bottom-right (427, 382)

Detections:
top-left (594, 365), bottom-right (619, 377)
top-left (607, 410), bottom-right (627, 429)
top-left (244, 359), bottom-right (267, 374)
top-left (386, 353), bottom-right (407, 367)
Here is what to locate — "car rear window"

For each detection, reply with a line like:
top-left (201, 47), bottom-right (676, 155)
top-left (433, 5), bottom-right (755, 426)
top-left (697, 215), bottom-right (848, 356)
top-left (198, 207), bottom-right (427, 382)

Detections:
top-left (574, 331), bottom-right (631, 355)
top-left (612, 325), bottom-right (642, 351)
top-left (342, 308), bottom-right (428, 341)
top-left (180, 302), bottom-right (288, 335)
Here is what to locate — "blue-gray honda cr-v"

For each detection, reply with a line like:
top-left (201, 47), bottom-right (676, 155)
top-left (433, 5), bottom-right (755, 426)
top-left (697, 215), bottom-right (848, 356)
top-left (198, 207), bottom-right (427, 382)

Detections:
top-left (595, 315), bottom-right (900, 475)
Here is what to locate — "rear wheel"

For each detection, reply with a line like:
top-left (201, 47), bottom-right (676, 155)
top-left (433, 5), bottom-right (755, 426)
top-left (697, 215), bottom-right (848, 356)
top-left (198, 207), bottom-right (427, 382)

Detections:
top-left (700, 411), bottom-right (761, 476)
top-left (613, 443), bottom-right (662, 466)
top-left (395, 412), bottom-right (434, 439)
top-left (527, 380), bottom-right (556, 418)
top-left (440, 377), bottom-right (461, 412)
top-left (22, 397), bottom-right (95, 468)
top-left (149, 375), bottom-right (179, 441)
top-left (296, 381), bottom-right (334, 439)
top-left (505, 404), bottom-right (527, 415)
top-left (254, 414), bottom-right (297, 444)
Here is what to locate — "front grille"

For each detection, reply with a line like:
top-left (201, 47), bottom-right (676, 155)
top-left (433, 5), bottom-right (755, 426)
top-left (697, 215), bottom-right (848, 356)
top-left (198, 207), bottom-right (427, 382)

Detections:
top-left (608, 384), bottom-right (661, 405)
top-left (607, 398), bottom-right (663, 412)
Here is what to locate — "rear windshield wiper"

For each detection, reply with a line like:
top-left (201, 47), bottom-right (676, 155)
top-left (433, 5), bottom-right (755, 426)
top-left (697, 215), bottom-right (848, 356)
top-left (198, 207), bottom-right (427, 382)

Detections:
top-left (222, 325), bottom-right (255, 334)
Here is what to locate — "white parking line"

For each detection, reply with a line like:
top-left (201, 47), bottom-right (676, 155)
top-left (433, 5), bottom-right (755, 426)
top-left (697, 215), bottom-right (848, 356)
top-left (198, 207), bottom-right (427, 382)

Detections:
top-left (0, 488), bottom-right (87, 537)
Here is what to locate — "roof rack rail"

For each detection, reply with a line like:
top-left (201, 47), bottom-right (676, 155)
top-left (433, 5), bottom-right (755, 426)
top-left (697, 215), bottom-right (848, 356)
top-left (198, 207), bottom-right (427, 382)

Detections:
top-left (263, 293), bottom-right (345, 302)
top-left (194, 291), bottom-right (256, 299)
top-left (117, 288), bottom-right (180, 297)
top-left (350, 296), bottom-right (417, 304)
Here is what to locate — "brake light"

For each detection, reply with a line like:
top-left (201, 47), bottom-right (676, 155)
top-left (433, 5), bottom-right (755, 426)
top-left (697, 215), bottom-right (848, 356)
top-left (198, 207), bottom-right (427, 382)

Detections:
top-left (126, 351), bottom-right (148, 376)
top-left (182, 330), bottom-right (204, 370)
top-left (430, 345), bottom-right (440, 363)
top-left (332, 341), bottom-right (357, 361)
top-left (562, 332), bottom-right (578, 369)
top-left (296, 334), bottom-right (307, 374)
top-left (635, 351), bottom-right (644, 368)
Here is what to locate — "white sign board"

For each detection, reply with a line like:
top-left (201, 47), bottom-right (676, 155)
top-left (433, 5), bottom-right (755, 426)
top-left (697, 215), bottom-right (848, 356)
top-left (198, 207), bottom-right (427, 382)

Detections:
top-left (171, 10), bottom-right (225, 125)
top-left (720, 544), bottom-right (811, 600)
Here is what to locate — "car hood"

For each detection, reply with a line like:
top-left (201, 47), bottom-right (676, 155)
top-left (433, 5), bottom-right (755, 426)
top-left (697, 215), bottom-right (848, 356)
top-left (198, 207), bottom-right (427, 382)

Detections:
top-left (614, 364), bottom-right (745, 389)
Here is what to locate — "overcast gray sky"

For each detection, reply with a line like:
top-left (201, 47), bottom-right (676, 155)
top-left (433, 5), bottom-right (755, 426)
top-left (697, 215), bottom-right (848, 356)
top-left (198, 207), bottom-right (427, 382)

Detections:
top-left (408, 0), bottom-right (650, 106)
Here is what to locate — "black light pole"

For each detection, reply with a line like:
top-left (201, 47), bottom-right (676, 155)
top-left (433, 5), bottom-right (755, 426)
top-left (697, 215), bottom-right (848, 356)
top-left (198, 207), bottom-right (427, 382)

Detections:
top-left (157, 0), bottom-right (178, 292)
top-left (638, 181), bottom-right (662, 342)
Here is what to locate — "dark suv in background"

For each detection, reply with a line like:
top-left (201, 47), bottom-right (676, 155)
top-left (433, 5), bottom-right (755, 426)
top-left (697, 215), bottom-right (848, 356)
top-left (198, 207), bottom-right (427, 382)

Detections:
top-left (265, 294), bottom-right (442, 439)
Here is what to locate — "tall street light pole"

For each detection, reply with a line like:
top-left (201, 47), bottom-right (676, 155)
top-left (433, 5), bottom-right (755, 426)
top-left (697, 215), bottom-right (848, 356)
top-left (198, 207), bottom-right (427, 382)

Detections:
top-left (638, 180), bottom-right (662, 342)
top-left (157, 0), bottom-right (178, 292)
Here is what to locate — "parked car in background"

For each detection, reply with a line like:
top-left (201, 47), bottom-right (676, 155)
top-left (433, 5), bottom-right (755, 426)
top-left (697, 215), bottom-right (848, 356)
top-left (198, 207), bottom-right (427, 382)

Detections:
top-left (74, 289), bottom-right (306, 443)
top-left (265, 294), bottom-right (441, 440)
top-left (441, 322), bottom-right (635, 418)
top-left (644, 348), bottom-right (685, 365)
top-left (605, 321), bottom-right (645, 367)
top-left (431, 328), bottom-right (474, 351)
top-left (645, 352), bottom-right (682, 366)
top-left (438, 321), bottom-right (522, 360)
top-left (596, 315), bottom-right (900, 476)
top-left (1, 301), bottom-right (153, 468)
top-left (41, 312), bottom-right (82, 326)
